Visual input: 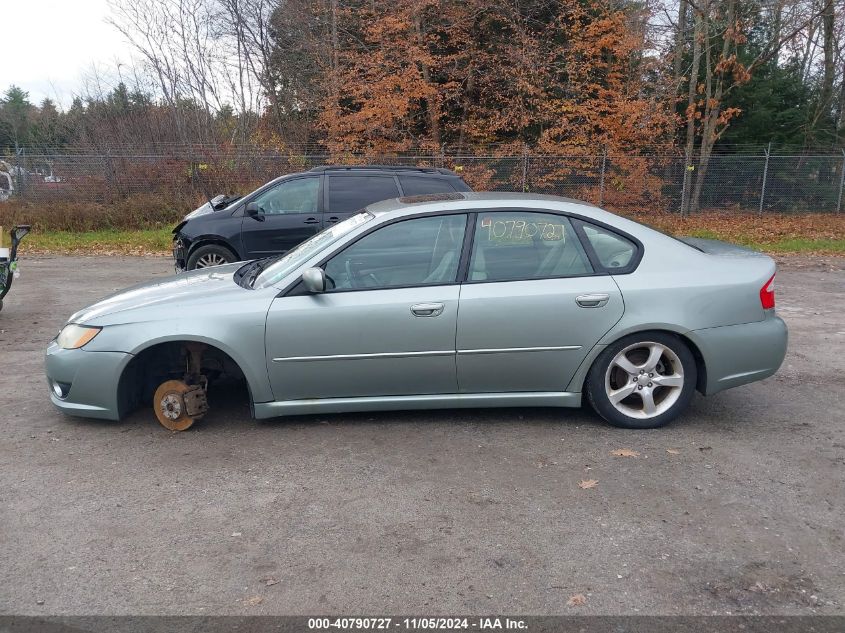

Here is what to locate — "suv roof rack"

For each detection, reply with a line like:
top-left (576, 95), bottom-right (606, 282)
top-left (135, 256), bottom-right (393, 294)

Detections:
top-left (309, 165), bottom-right (457, 176)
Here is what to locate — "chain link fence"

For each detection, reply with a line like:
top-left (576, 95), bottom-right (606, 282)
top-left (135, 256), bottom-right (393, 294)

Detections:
top-left (2, 147), bottom-right (844, 214)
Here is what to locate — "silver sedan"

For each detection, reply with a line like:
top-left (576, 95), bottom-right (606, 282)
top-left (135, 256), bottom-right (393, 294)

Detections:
top-left (45, 193), bottom-right (787, 430)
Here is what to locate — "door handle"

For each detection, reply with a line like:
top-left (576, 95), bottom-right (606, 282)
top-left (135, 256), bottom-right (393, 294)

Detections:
top-left (410, 302), bottom-right (445, 317)
top-left (303, 217), bottom-right (320, 224)
top-left (576, 293), bottom-right (610, 308)
top-left (327, 216), bottom-right (340, 224)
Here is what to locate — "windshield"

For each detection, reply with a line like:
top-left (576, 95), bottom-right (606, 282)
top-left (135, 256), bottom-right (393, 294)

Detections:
top-left (252, 212), bottom-right (374, 289)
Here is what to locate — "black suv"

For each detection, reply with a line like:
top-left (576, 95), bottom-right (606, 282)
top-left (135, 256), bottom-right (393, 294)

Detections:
top-left (172, 165), bottom-right (472, 271)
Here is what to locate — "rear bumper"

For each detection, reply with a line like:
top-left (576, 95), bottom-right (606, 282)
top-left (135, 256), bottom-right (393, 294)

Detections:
top-left (688, 313), bottom-right (788, 395)
top-left (45, 342), bottom-right (132, 420)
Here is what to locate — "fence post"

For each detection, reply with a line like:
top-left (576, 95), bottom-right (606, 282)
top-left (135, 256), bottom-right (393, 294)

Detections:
top-left (759, 142), bottom-right (771, 217)
top-left (15, 147), bottom-right (24, 200)
top-left (521, 144), bottom-right (529, 192)
top-left (837, 149), bottom-right (845, 213)
top-left (680, 150), bottom-right (690, 216)
top-left (599, 146), bottom-right (607, 206)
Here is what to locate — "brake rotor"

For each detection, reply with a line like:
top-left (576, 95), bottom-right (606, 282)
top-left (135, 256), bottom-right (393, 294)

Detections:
top-left (153, 380), bottom-right (204, 431)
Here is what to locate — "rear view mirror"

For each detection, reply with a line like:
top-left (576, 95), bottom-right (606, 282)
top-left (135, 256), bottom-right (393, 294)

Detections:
top-left (245, 202), bottom-right (265, 221)
top-left (302, 267), bottom-right (327, 293)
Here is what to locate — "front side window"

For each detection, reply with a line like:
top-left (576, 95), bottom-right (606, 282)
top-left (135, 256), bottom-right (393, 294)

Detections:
top-left (327, 175), bottom-right (401, 214)
top-left (468, 211), bottom-right (592, 282)
top-left (580, 223), bottom-right (636, 270)
top-left (253, 212), bottom-right (373, 289)
top-left (324, 215), bottom-right (466, 290)
top-left (251, 177), bottom-right (319, 215)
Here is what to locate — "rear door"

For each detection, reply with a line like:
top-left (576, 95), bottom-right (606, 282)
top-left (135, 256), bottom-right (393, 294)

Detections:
top-left (456, 210), bottom-right (624, 393)
top-left (240, 176), bottom-right (322, 258)
top-left (324, 174), bottom-right (401, 227)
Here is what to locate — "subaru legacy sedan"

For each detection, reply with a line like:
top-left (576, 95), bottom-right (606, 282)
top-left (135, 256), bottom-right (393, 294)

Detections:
top-left (46, 193), bottom-right (787, 430)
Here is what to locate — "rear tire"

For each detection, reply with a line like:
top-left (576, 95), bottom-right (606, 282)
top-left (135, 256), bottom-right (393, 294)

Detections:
top-left (187, 244), bottom-right (237, 270)
top-left (586, 332), bottom-right (697, 429)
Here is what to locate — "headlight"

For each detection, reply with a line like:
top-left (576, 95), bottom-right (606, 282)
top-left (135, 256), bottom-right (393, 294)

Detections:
top-left (56, 324), bottom-right (101, 349)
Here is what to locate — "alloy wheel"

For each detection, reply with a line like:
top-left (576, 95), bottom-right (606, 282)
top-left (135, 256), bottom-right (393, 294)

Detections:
top-left (195, 253), bottom-right (228, 268)
top-left (604, 341), bottom-right (685, 420)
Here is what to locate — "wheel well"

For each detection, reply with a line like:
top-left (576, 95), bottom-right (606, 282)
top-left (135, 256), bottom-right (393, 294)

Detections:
top-left (188, 238), bottom-right (239, 260)
top-left (117, 341), bottom-right (247, 418)
top-left (677, 332), bottom-right (707, 394)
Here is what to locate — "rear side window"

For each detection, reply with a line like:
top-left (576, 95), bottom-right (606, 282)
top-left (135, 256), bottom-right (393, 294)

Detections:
top-left (399, 175), bottom-right (456, 196)
top-left (468, 211), bottom-right (592, 282)
top-left (580, 223), bottom-right (636, 270)
top-left (327, 175), bottom-right (400, 214)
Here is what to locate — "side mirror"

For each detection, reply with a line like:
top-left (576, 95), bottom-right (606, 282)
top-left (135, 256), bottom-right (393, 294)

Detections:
top-left (245, 202), bottom-right (265, 221)
top-left (302, 267), bottom-right (327, 293)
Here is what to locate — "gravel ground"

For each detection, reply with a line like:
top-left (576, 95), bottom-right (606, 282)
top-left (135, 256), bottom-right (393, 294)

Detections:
top-left (0, 255), bottom-right (843, 616)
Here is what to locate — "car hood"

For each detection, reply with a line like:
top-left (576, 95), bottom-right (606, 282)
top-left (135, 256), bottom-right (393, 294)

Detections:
top-left (69, 263), bottom-right (245, 324)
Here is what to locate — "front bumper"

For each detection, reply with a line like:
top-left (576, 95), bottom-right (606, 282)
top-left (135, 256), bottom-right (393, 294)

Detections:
top-left (45, 342), bottom-right (133, 420)
top-left (172, 238), bottom-right (188, 272)
top-left (689, 313), bottom-right (788, 395)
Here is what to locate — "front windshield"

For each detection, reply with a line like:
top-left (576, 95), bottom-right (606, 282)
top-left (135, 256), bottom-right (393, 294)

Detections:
top-left (252, 211), bottom-right (374, 289)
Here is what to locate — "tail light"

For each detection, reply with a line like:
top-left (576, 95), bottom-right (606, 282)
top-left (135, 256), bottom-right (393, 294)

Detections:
top-left (760, 273), bottom-right (776, 310)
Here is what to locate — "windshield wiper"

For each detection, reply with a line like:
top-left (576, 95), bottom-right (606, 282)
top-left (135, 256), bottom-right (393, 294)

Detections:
top-left (245, 256), bottom-right (278, 288)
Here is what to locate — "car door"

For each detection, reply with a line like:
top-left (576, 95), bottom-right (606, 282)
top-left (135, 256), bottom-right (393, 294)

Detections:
top-left (265, 213), bottom-right (468, 401)
top-left (323, 174), bottom-right (401, 227)
top-left (456, 210), bottom-right (624, 393)
top-left (240, 176), bottom-right (322, 258)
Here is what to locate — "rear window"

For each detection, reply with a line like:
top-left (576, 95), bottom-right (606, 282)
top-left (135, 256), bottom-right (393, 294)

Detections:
top-left (327, 175), bottom-right (400, 214)
top-left (580, 223), bottom-right (636, 270)
top-left (399, 175), bottom-right (456, 196)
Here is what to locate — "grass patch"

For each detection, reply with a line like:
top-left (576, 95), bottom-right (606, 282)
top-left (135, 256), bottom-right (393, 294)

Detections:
top-left (23, 228), bottom-right (173, 255)
top-left (753, 238), bottom-right (845, 253)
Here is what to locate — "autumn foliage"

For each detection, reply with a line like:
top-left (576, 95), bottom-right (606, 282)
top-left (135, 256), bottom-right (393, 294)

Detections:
top-left (320, 0), bottom-right (675, 156)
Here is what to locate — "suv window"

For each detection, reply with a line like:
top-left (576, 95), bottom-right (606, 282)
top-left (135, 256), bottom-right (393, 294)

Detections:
top-left (327, 175), bottom-right (400, 214)
top-left (252, 177), bottom-right (319, 215)
top-left (468, 211), bottom-right (592, 282)
top-left (580, 223), bottom-right (636, 269)
top-left (399, 175), bottom-right (456, 196)
top-left (324, 215), bottom-right (466, 290)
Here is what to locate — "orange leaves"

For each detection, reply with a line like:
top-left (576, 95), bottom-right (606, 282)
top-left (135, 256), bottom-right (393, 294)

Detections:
top-left (318, 0), bottom-right (674, 158)
top-left (578, 479), bottom-right (599, 489)
top-left (611, 449), bottom-right (640, 458)
top-left (567, 594), bottom-right (587, 607)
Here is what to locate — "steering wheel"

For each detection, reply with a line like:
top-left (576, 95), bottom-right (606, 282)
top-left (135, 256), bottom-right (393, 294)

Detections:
top-left (344, 259), bottom-right (383, 288)
top-left (344, 260), bottom-right (359, 289)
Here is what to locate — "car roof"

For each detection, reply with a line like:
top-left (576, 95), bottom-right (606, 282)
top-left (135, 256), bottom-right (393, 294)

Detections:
top-left (308, 165), bottom-right (462, 177)
top-left (364, 192), bottom-right (649, 233)
top-left (367, 192), bottom-right (598, 215)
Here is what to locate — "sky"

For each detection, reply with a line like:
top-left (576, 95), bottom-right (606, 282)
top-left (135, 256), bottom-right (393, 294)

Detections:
top-left (0, 0), bottom-right (133, 107)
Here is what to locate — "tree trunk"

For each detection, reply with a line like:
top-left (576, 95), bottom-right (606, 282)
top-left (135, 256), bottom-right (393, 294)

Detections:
top-left (691, 0), bottom-right (735, 214)
top-left (681, 6), bottom-right (703, 216)
top-left (413, 13), bottom-right (441, 148)
top-left (673, 0), bottom-right (688, 94)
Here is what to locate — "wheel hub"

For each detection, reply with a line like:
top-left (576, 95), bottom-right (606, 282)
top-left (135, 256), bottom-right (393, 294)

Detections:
top-left (160, 393), bottom-right (183, 420)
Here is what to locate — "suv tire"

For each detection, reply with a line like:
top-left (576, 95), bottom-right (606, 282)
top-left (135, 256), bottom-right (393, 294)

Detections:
top-left (187, 244), bottom-right (237, 270)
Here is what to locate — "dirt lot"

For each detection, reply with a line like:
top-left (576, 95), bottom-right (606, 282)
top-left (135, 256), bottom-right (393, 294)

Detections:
top-left (0, 255), bottom-right (843, 616)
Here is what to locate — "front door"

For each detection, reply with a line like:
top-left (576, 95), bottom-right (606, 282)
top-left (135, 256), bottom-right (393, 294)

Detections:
top-left (265, 214), bottom-right (468, 401)
top-left (240, 176), bottom-right (322, 258)
top-left (456, 210), bottom-right (624, 393)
